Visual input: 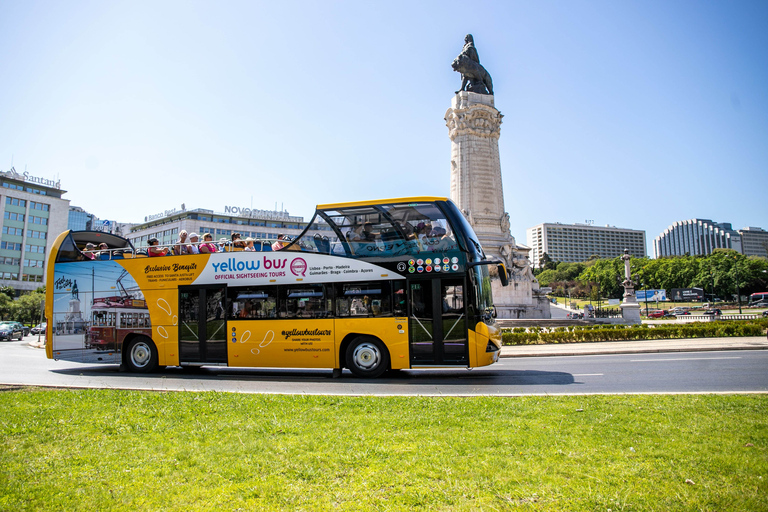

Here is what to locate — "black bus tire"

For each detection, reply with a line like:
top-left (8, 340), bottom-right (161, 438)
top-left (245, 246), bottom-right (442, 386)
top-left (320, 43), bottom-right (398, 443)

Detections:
top-left (125, 337), bottom-right (159, 373)
top-left (345, 336), bottom-right (390, 379)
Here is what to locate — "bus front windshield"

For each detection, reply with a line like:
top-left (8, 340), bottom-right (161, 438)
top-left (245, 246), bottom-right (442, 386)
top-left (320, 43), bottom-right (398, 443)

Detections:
top-left (471, 264), bottom-right (494, 314)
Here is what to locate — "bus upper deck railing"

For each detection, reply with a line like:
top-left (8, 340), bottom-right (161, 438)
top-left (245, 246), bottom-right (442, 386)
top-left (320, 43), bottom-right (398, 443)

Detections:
top-left (81, 240), bottom-right (280, 260)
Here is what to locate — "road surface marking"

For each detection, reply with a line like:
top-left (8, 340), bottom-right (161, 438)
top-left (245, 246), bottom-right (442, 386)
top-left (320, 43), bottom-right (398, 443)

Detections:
top-left (630, 356), bottom-right (741, 362)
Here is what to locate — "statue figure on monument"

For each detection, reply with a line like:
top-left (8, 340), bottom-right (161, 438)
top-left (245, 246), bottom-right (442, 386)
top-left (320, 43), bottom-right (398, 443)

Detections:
top-left (452, 34), bottom-right (494, 95)
top-left (500, 212), bottom-right (510, 235)
top-left (459, 34), bottom-right (480, 64)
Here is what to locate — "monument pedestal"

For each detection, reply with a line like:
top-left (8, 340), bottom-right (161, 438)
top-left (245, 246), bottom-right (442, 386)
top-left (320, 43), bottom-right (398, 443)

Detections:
top-left (445, 91), bottom-right (550, 319)
top-left (620, 302), bottom-right (642, 324)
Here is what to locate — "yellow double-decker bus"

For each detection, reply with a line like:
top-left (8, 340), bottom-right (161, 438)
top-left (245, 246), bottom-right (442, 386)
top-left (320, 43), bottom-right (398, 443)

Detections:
top-left (45, 197), bottom-right (507, 378)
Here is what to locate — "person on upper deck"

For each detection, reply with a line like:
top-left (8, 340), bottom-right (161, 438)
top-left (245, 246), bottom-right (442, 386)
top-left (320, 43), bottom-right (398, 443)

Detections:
top-left (244, 237), bottom-right (256, 251)
top-left (272, 234), bottom-right (288, 251)
top-left (147, 237), bottom-right (170, 257)
top-left (199, 233), bottom-right (218, 253)
top-left (173, 230), bottom-right (192, 255)
top-left (231, 233), bottom-right (246, 249)
top-left (187, 233), bottom-right (201, 254)
top-left (83, 243), bottom-right (96, 260)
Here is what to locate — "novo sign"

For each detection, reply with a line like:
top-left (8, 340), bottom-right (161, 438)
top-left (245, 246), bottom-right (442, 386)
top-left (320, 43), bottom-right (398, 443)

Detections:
top-left (3, 167), bottom-right (61, 189)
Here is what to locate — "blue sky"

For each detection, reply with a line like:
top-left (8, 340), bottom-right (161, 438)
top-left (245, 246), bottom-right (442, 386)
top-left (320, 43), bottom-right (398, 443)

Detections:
top-left (2, 0), bottom-right (766, 256)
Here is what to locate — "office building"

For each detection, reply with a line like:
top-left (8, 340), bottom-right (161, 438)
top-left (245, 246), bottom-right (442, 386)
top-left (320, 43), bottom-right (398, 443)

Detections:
top-left (0, 168), bottom-right (70, 292)
top-left (738, 227), bottom-right (768, 258)
top-left (527, 222), bottom-right (647, 268)
top-left (653, 219), bottom-right (742, 258)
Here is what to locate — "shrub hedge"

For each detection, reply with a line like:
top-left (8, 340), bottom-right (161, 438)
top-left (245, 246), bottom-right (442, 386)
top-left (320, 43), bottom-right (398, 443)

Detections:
top-left (501, 319), bottom-right (768, 345)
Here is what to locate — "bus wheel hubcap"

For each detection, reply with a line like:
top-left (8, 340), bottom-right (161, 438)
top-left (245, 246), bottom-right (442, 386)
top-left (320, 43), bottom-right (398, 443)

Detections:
top-left (131, 342), bottom-right (151, 367)
top-left (353, 343), bottom-right (380, 370)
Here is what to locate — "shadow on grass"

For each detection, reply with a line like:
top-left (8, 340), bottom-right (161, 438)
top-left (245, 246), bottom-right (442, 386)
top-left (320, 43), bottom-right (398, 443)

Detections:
top-left (50, 365), bottom-right (576, 386)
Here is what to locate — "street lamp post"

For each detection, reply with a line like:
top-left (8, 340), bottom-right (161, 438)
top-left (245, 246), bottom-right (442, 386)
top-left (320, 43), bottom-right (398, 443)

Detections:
top-left (734, 256), bottom-right (742, 314)
top-left (644, 280), bottom-right (649, 317)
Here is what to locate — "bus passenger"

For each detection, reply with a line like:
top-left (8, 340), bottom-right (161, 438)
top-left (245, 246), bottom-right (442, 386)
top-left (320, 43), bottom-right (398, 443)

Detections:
top-left (147, 238), bottom-right (170, 257)
top-left (199, 234), bottom-right (218, 253)
top-left (244, 237), bottom-right (255, 251)
top-left (83, 243), bottom-right (97, 260)
top-left (362, 222), bottom-right (376, 242)
top-left (173, 230), bottom-right (191, 255)
top-left (187, 233), bottom-right (200, 254)
top-left (231, 233), bottom-right (246, 249)
top-left (272, 234), bottom-right (287, 251)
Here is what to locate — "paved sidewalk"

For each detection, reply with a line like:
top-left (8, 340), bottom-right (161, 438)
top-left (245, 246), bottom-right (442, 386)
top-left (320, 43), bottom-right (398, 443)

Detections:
top-left (500, 336), bottom-right (768, 358)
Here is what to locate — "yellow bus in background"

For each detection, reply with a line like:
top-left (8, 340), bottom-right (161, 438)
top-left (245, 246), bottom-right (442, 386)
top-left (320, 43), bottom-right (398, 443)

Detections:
top-left (46, 197), bottom-right (507, 378)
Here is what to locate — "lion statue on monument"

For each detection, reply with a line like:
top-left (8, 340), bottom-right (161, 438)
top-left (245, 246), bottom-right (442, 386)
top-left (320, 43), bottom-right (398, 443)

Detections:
top-left (452, 54), bottom-right (494, 95)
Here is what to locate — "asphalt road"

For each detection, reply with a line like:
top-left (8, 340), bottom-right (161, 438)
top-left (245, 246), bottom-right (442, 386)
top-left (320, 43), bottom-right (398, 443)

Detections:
top-left (2, 337), bottom-right (767, 396)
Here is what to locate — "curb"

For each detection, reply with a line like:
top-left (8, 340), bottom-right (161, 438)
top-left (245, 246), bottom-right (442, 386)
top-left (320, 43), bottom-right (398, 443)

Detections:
top-left (499, 338), bottom-right (768, 358)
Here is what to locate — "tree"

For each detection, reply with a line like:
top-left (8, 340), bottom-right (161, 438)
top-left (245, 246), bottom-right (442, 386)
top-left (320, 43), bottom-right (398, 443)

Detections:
top-left (0, 294), bottom-right (12, 321)
top-left (539, 252), bottom-right (557, 271)
top-left (11, 291), bottom-right (45, 325)
top-left (0, 286), bottom-right (15, 300)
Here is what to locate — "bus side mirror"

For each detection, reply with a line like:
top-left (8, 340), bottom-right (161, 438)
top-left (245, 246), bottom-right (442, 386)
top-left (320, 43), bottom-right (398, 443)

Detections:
top-left (498, 263), bottom-right (509, 287)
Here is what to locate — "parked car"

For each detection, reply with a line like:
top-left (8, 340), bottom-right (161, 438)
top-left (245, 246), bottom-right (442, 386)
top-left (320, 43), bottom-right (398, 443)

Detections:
top-left (763, 310), bottom-right (768, 318)
top-left (671, 308), bottom-right (690, 316)
top-left (703, 309), bottom-right (722, 316)
top-left (647, 310), bottom-right (666, 318)
top-left (14, 322), bottom-right (30, 336)
top-left (0, 322), bottom-right (24, 341)
top-left (31, 323), bottom-right (47, 335)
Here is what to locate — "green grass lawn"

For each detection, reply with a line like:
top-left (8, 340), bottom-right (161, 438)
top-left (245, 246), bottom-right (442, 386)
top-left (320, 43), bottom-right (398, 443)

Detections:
top-left (1, 389), bottom-right (766, 511)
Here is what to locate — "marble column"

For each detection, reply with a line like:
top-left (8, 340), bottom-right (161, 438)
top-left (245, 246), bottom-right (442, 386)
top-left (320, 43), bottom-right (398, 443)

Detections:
top-left (445, 91), bottom-right (550, 319)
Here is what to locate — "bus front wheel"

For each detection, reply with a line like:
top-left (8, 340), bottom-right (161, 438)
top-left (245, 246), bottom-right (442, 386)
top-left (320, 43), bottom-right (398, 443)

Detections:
top-left (125, 337), bottom-right (159, 373)
top-left (345, 336), bottom-right (389, 379)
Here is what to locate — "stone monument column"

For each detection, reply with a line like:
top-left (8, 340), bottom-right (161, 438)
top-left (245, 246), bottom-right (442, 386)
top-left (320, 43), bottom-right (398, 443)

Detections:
top-left (619, 249), bottom-right (642, 324)
top-left (446, 35), bottom-right (550, 319)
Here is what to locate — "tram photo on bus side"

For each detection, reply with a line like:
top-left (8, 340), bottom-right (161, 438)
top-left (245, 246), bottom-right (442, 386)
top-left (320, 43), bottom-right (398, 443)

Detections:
top-left (45, 197), bottom-right (508, 378)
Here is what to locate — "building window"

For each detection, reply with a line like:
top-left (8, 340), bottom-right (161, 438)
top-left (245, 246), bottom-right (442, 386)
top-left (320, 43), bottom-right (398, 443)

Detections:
top-left (1, 242), bottom-right (22, 251)
top-left (24, 244), bottom-right (46, 254)
top-left (3, 212), bottom-right (25, 221)
top-left (29, 201), bottom-right (49, 211)
top-left (2, 226), bottom-right (24, 236)
top-left (5, 197), bottom-right (26, 207)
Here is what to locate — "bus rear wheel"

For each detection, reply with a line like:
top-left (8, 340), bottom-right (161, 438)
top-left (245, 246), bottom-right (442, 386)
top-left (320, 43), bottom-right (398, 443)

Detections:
top-left (345, 336), bottom-right (389, 379)
top-left (125, 337), bottom-right (159, 373)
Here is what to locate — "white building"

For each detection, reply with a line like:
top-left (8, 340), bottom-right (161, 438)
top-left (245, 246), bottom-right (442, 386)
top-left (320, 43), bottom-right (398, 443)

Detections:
top-left (527, 222), bottom-right (647, 268)
top-left (0, 168), bottom-right (70, 293)
top-left (737, 227), bottom-right (768, 258)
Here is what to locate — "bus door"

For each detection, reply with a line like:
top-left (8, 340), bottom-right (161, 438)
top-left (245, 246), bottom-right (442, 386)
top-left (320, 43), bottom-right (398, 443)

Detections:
top-left (178, 285), bottom-right (228, 364)
top-left (409, 277), bottom-right (468, 365)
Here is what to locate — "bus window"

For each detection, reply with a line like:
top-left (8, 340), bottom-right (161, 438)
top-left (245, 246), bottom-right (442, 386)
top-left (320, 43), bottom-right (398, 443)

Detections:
top-left (280, 285), bottom-right (327, 319)
top-left (228, 287), bottom-right (277, 319)
top-left (336, 282), bottom-right (393, 317)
